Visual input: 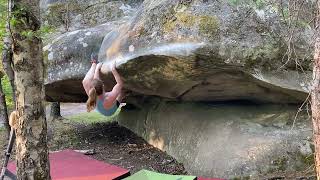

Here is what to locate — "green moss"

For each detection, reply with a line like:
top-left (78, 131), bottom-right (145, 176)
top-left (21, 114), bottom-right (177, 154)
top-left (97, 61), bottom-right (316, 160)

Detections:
top-left (164, 12), bottom-right (219, 36)
top-left (199, 15), bottom-right (219, 36)
top-left (268, 156), bottom-right (288, 173)
top-left (298, 152), bottom-right (314, 168)
top-left (164, 12), bottom-right (195, 32)
top-left (243, 41), bottom-right (281, 70)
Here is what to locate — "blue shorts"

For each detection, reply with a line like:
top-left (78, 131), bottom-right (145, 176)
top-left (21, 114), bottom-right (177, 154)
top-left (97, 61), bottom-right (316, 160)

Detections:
top-left (95, 98), bottom-right (119, 116)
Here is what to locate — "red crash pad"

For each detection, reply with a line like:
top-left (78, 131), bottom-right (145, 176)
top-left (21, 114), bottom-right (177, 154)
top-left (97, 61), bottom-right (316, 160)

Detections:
top-left (8, 149), bottom-right (130, 180)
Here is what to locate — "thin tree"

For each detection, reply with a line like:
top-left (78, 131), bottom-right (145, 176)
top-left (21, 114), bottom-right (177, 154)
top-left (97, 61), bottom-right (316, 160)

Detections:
top-left (2, 22), bottom-right (15, 105)
top-left (1, 35), bottom-right (13, 138)
top-left (0, 71), bottom-right (10, 138)
top-left (10, 0), bottom-right (51, 179)
top-left (1, 0), bottom-right (15, 138)
top-left (312, 1), bottom-right (320, 179)
top-left (49, 102), bottom-right (62, 120)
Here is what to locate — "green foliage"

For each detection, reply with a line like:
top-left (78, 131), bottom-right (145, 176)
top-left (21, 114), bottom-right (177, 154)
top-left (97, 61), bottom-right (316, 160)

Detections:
top-left (10, 5), bottom-right (28, 27)
top-left (66, 109), bottom-right (121, 124)
top-left (0, 0), bottom-right (8, 50)
top-left (20, 25), bottom-right (55, 39)
top-left (39, 25), bottom-right (55, 38)
top-left (10, 4), bottom-right (55, 40)
top-left (21, 29), bottom-right (34, 38)
top-left (0, 0), bottom-right (13, 111)
top-left (0, 0), bottom-right (52, 111)
top-left (1, 75), bottom-right (14, 110)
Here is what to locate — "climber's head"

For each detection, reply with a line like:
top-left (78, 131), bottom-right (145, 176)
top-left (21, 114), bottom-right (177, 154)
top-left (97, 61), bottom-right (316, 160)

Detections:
top-left (86, 79), bottom-right (104, 112)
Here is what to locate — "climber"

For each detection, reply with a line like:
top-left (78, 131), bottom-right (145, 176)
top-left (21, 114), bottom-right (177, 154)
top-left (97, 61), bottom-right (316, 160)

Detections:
top-left (82, 53), bottom-right (124, 116)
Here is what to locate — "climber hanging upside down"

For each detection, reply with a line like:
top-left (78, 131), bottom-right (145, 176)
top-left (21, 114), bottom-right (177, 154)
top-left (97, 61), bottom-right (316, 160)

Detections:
top-left (82, 53), bottom-right (124, 116)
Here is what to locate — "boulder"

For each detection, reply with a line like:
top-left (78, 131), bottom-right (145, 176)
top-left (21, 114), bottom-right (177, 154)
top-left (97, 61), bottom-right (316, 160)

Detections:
top-left (40, 0), bottom-right (142, 31)
top-left (98, 0), bottom-right (314, 104)
top-left (45, 0), bottom-right (314, 103)
top-left (118, 99), bottom-right (313, 178)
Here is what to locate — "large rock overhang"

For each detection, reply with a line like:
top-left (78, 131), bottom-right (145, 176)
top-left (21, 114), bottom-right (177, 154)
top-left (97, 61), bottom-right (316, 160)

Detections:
top-left (44, 0), bottom-right (314, 104)
top-left (45, 39), bottom-right (310, 104)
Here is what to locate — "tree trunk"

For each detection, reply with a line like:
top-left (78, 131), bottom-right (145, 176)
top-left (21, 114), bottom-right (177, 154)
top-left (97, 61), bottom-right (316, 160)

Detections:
top-left (2, 0), bottom-right (16, 106)
top-left (1, 1), bottom-right (15, 138)
top-left (2, 23), bottom-right (16, 106)
top-left (312, 2), bottom-right (320, 179)
top-left (50, 102), bottom-right (61, 120)
top-left (0, 74), bottom-right (10, 138)
top-left (11, 1), bottom-right (51, 179)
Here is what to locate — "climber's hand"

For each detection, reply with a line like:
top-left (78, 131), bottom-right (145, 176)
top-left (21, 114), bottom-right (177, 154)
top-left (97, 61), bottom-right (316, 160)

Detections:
top-left (96, 62), bottom-right (103, 70)
top-left (110, 60), bottom-right (117, 72)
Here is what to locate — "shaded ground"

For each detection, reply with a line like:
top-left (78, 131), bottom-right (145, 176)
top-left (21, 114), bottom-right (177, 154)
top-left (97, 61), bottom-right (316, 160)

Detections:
top-left (47, 119), bottom-right (187, 175)
top-left (0, 105), bottom-right (187, 178)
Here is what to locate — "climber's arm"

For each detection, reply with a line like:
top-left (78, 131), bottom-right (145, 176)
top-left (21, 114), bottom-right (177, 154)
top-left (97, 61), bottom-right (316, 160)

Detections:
top-left (103, 66), bottom-right (123, 109)
top-left (111, 66), bottom-right (123, 85)
top-left (93, 63), bottom-right (103, 80)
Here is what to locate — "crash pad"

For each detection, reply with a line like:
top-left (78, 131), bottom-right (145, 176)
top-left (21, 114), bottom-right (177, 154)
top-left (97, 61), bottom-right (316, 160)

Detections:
top-left (123, 169), bottom-right (196, 180)
top-left (8, 149), bottom-right (130, 180)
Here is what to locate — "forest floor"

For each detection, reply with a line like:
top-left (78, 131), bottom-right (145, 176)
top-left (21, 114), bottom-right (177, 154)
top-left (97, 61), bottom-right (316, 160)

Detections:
top-left (0, 103), bottom-right (317, 180)
top-left (0, 103), bottom-right (187, 178)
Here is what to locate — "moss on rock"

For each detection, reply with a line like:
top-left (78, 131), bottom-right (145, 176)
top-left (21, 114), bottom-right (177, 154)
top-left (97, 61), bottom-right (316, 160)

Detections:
top-left (164, 12), bottom-right (219, 37)
top-left (297, 153), bottom-right (314, 169)
top-left (243, 41), bottom-right (282, 70)
top-left (45, 1), bottom-right (81, 28)
top-left (199, 15), bottom-right (219, 35)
